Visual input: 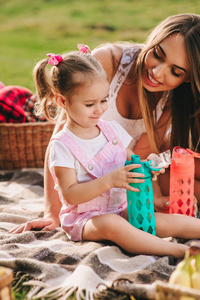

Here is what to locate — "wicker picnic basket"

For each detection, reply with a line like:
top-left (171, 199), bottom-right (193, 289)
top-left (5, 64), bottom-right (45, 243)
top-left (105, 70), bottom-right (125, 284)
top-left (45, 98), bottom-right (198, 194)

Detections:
top-left (154, 280), bottom-right (200, 300)
top-left (0, 267), bottom-right (13, 300)
top-left (109, 279), bottom-right (200, 300)
top-left (0, 122), bottom-right (54, 170)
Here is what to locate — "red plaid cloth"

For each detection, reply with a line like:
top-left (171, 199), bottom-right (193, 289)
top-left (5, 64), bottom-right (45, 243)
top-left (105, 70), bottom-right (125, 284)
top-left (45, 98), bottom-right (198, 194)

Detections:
top-left (0, 86), bottom-right (47, 123)
top-left (23, 94), bottom-right (47, 122)
top-left (0, 86), bottom-right (33, 123)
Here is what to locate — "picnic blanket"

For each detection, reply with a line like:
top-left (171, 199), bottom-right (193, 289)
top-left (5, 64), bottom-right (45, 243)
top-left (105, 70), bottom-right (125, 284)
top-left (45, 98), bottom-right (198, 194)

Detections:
top-left (0, 168), bottom-right (196, 300)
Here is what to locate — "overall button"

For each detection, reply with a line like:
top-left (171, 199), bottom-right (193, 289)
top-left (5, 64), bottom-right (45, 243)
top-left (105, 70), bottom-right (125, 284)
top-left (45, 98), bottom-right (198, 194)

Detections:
top-left (112, 139), bottom-right (118, 145)
top-left (88, 164), bottom-right (94, 170)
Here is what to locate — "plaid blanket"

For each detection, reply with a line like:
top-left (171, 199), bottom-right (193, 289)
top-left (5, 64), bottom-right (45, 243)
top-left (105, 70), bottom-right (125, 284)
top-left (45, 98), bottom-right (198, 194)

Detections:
top-left (0, 169), bottom-right (193, 300)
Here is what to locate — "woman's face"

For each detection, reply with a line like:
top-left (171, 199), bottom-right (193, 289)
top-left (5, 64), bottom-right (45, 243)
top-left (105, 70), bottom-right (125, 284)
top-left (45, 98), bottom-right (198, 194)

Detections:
top-left (142, 33), bottom-right (190, 92)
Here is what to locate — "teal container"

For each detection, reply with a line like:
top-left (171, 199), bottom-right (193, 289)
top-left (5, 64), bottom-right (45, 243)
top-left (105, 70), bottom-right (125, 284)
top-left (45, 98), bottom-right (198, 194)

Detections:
top-left (125, 155), bottom-right (161, 235)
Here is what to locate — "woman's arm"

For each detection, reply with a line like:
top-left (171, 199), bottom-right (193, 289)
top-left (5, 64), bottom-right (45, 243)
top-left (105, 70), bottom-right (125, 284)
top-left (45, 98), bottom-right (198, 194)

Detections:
top-left (9, 111), bottom-right (67, 233)
top-left (43, 145), bottom-right (61, 224)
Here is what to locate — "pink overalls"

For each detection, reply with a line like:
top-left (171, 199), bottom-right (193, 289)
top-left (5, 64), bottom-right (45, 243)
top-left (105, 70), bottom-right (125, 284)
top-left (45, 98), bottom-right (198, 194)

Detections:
top-left (51, 120), bottom-right (127, 241)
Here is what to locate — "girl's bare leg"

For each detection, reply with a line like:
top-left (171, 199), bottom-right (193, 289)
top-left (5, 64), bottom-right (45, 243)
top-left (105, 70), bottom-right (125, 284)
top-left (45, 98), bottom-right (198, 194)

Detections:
top-left (155, 212), bottom-right (200, 239)
top-left (82, 214), bottom-right (187, 258)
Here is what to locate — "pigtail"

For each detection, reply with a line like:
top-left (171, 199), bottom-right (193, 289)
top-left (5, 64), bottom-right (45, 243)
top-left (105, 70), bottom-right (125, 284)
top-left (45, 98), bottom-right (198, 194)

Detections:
top-left (33, 59), bottom-right (57, 121)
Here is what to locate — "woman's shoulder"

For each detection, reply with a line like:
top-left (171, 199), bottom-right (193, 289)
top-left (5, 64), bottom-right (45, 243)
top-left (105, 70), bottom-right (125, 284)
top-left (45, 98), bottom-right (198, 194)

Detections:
top-left (92, 43), bottom-right (140, 82)
top-left (92, 44), bottom-right (122, 82)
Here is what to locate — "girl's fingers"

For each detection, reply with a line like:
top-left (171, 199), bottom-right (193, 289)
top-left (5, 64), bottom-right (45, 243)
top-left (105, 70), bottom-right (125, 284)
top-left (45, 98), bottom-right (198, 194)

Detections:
top-left (127, 172), bottom-right (145, 178)
top-left (128, 178), bottom-right (145, 183)
top-left (125, 164), bottom-right (141, 171)
top-left (126, 185), bottom-right (140, 192)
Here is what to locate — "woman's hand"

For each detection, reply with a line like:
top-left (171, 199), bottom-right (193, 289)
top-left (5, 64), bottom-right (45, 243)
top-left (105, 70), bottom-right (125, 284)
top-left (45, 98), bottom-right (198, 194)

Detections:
top-left (147, 151), bottom-right (171, 181)
top-left (152, 180), bottom-right (169, 213)
top-left (193, 196), bottom-right (198, 217)
top-left (9, 214), bottom-right (60, 234)
top-left (154, 196), bottom-right (170, 213)
top-left (151, 167), bottom-right (166, 181)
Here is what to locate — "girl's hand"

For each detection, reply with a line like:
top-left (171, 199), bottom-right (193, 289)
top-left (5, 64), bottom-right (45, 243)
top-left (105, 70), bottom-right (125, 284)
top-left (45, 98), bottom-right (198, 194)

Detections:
top-left (109, 164), bottom-right (145, 192)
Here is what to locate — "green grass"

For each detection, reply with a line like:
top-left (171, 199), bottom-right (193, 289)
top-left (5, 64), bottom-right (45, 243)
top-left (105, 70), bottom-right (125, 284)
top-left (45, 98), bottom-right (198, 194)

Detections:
top-left (1, 0), bottom-right (200, 91)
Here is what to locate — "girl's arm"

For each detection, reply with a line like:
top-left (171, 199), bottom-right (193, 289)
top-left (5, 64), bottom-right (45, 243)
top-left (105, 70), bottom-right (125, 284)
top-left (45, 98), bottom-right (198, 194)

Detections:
top-left (55, 146), bottom-right (167, 207)
top-left (54, 163), bottom-right (145, 206)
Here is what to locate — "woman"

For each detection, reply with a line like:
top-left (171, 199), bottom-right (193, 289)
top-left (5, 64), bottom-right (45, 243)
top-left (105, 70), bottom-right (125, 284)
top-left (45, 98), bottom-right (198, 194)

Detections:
top-left (10, 13), bottom-right (200, 233)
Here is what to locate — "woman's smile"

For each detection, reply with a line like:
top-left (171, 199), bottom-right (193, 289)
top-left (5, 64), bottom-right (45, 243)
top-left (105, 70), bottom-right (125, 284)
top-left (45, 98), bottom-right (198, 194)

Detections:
top-left (145, 71), bottom-right (162, 87)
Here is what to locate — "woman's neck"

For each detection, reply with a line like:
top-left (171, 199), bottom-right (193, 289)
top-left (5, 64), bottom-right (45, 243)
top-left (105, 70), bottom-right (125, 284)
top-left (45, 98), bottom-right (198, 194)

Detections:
top-left (116, 80), bottom-right (164, 120)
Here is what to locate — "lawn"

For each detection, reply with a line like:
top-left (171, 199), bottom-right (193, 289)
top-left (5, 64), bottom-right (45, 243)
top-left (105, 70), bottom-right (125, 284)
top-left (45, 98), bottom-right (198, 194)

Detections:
top-left (1, 0), bottom-right (200, 92)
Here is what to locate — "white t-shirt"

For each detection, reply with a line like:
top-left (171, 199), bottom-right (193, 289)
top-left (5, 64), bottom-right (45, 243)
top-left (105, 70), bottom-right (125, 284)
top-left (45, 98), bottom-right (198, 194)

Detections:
top-left (49, 120), bottom-right (132, 185)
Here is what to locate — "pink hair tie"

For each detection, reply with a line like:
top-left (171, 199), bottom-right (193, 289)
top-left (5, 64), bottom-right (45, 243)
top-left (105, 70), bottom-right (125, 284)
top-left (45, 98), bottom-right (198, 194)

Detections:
top-left (46, 53), bottom-right (63, 66)
top-left (77, 44), bottom-right (91, 54)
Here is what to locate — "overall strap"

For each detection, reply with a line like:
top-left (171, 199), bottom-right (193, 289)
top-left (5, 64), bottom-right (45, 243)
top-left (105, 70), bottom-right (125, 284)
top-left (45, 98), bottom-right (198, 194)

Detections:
top-left (51, 121), bottom-right (120, 175)
top-left (51, 131), bottom-right (90, 168)
top-left (97, 119), bottom-right (117, 140)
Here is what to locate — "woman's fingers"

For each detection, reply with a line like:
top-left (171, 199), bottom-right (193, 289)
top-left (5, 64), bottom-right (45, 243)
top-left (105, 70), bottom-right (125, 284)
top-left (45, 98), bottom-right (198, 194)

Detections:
top-left (9, 219), bottom-right (53, 234)
top-left (154, 196), bottom-right (170, 213)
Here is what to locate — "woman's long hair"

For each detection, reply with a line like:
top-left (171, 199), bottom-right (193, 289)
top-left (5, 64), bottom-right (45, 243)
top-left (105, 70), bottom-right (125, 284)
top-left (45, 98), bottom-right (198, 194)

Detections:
top-left (136, 13), bottom-right (200, 153)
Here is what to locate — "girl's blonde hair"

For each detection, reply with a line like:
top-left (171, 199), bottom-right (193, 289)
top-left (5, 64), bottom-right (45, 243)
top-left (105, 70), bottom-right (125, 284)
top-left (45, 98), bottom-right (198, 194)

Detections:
top-left (136, 13), bottom-right (200, 152)
top-left (33, 51), bottom-right (107, 121)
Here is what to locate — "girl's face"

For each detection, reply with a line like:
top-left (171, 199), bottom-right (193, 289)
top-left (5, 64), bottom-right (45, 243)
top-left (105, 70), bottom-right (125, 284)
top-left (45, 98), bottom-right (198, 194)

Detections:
top-left (142, 33), bottom-right (190, 92)
top-left (65, 76), bottom-right (109, 129)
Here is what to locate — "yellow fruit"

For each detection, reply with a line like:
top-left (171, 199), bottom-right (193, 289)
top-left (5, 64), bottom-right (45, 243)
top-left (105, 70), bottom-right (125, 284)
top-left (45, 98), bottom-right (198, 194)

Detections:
top-left (169, 252), bottom-right (194, 300)
top-left (191, 272), bottom-right (200, 290)
top-left (191, 253), bottom-right (200, 290)
top-left (0, 267), bottom-right (5, 277)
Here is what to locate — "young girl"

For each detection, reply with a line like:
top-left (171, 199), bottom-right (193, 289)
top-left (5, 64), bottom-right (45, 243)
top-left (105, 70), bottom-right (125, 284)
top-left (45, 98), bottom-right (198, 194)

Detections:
top-left (32, 47), bottom-right (200, 259)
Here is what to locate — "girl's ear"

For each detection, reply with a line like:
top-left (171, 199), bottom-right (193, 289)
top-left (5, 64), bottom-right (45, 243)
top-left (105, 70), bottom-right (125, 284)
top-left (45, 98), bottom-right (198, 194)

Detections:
top-left (55, 94), bottom-right (66, 107)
